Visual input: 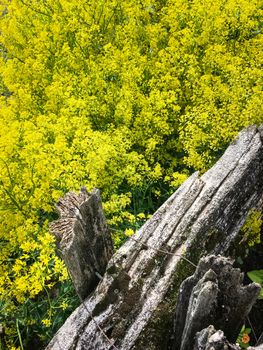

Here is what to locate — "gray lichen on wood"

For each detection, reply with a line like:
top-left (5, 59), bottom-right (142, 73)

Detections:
top-left (49, 188), bottom-right (113, 300)
top-left (46, 125), bottom-right (263, 350)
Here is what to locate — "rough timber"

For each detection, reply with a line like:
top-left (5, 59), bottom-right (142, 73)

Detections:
top-left (47, 126), bottom-right (263, 350)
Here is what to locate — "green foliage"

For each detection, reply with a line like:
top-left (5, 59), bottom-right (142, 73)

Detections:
top-left (247, 270), bottom-right (263, 299)
top-left (0, 0), bottom-right (262, 348)
top-left (236, 325), bottom-right (251, 348)
top-left (0, 279), bottom-right (79, 349)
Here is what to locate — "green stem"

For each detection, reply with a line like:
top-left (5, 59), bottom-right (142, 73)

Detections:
top-left (16, 319), bottom-right (24, 350)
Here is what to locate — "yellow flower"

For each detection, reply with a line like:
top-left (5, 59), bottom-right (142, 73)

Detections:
top-left (42, 318), bottom-right (52, 327)
top-left (137, 213), bottom-right (145, 220)
top-left (60, 301), bottom-right (69, 310)
top-left (124, 228), bottom-right (135, 237)
top-left (0, 0), bottom-right (262, 347)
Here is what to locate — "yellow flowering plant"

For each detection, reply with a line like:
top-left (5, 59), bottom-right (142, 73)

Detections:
top-left (0, 0), bottom-right (262, 348)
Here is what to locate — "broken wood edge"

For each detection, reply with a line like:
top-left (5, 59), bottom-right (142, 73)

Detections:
top-left (49, 187), bottom-right (114, 299)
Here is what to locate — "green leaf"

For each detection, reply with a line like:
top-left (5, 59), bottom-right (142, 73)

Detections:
top-left (247, 270), bottom-right (263, 285)
top-left (244, 328), bottom-right (251, 335)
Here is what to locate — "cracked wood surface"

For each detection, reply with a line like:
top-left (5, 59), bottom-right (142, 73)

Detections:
top-left (49, 188), bottom-right (113, 300)
top-left (46, 125), bottom-right (263, 350)
top-left (172, 255), bottom-right (261, 350)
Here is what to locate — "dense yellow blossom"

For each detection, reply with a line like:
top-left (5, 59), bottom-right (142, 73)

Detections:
top-left (0, 0), bottom-right (262, 348)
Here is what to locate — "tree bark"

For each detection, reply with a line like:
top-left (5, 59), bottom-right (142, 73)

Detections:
top-left (47, 125), bottom-right (263, 350)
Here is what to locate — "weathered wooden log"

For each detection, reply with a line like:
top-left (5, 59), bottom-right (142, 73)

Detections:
top-left (257, 333), bottom-right (263, 347)
top-left (171, 255), bottom-right (261, 350)
top-left (194, 326), bottom-right (240, 350)
top-left (47, 125), bottom-right (263, 350)
top-left (49, 188), bottom-right (113, 300)
top-left (194, 326), bottom-right (263, 350)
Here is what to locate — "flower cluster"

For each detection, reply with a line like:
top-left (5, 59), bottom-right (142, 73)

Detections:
top-left (0, 0), bottom-right (262, 347)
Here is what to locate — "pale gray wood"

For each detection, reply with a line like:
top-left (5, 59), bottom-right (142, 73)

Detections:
top-left (49, 188), bottom-right (113, 300)
top-left (172, 255), bottom-right (260, 350)
top-left (194, 326), bottom-right (263, 350)
top-left (194, 326), bottom-right (239, 350)
top-left (46, 125), bottom-right (263, 350)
